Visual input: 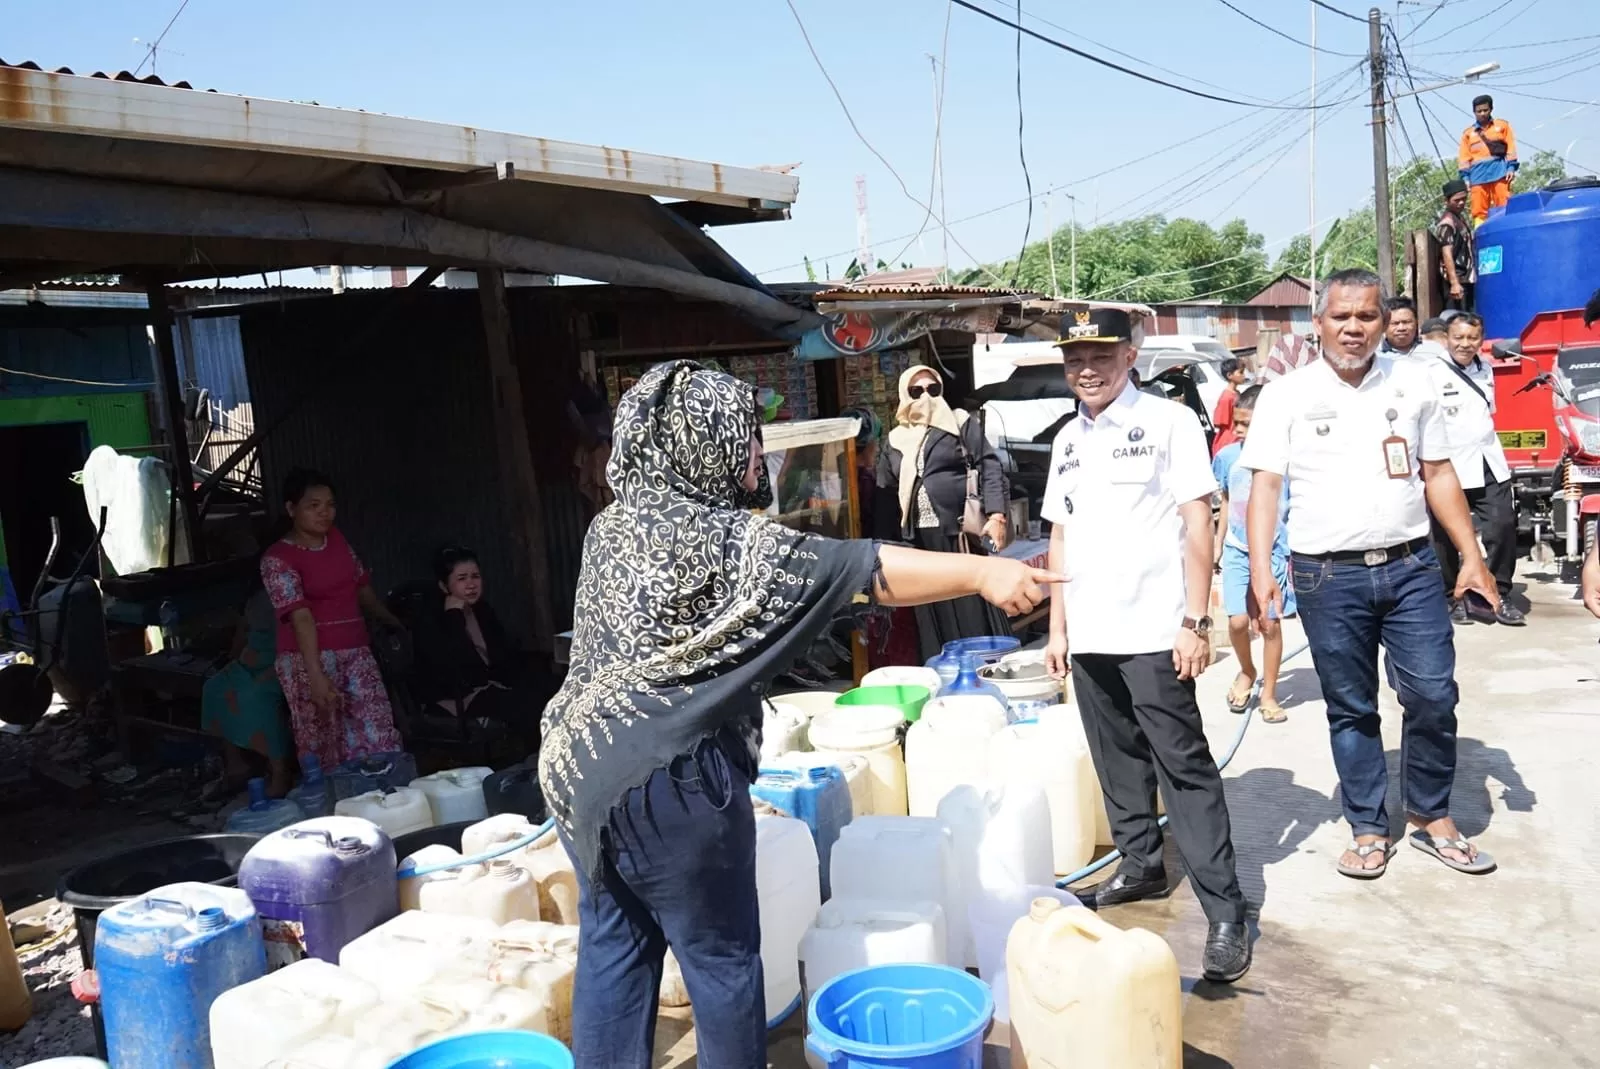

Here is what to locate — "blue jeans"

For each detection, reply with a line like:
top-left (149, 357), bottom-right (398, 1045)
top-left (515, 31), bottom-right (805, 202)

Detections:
top-left (561, 727), bottom-right (763, 1069)
top-left (1291, 546), bottom-right (1460, 838)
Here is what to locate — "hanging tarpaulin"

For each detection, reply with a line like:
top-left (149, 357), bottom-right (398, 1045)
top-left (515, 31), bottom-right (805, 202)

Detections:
top-left (794, 304), bottom-right (1006, 361)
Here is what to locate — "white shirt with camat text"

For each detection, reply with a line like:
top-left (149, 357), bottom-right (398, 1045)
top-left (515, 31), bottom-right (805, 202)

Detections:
top-left (1041, 383), bottom-right (1216, 655)
top-left (1239, 355), bottom-right (1451, 555)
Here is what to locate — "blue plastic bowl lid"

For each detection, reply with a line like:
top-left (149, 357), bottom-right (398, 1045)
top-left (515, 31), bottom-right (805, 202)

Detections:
top-left (806, 963), bottom-right (994, 1060)
top-left (945, 635), bottom-right (1022, 658)
top-left (384, 1030), bottom-right (574, 1069)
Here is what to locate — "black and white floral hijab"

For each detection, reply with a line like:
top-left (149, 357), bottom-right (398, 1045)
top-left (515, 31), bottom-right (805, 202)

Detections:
top-left (539, 361), bottom-right (876, 876)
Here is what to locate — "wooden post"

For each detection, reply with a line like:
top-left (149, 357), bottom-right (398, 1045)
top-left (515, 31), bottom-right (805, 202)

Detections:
top-left (146, 283), bottom-right (203, 562)
top-left (478, 268), bottom-right (555, 651)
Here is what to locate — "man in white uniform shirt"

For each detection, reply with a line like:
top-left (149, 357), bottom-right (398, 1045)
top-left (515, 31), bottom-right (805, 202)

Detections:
top-left (1428, 313), bottom-right (1524, 625)
top-left (1241, 269), bottom-right (1500, 880)
top-left (1041, 307), bottom-right (1251, 983)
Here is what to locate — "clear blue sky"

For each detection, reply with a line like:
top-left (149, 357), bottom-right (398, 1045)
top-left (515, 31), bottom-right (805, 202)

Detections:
top-left (8, 0), bottom-right (1598, 284)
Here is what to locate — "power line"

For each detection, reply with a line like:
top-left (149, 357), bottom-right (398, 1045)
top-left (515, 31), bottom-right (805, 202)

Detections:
top-left (966, 0), bottom-right (1288, 102)
top-left (1310, 0), bottom-right (1366, 24)
top-left (133, 0), bottom-right (193, 77)
top-left (1387, 26), bottom-right (1448, 163)
top-left (781, 0), bottom-right (1007, 284)
top-left (949, 0), bottom-right (1358, 109)
top-left (1009, 0), bottom-right (1033, 288)
top-left (1209, 0), bottom-right (1363, 56)
top-left (761, 59), bottom-right (1364, 278)
top-left (1420, 32), bottom-right (1600, 56)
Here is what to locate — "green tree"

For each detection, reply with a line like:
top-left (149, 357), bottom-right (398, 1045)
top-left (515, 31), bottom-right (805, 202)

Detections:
top-left (1275, 149), bottom-right (1567, 279)
top-left (960, 215), bottom-right (1270, 303)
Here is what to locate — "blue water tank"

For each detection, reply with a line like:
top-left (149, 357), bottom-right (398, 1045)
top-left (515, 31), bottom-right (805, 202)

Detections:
top-left (1475, 176), bottom-right (1600, 340)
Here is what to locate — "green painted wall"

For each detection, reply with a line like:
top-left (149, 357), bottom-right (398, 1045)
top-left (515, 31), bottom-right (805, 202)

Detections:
top-left (0, 391), bottom-right (153, 568)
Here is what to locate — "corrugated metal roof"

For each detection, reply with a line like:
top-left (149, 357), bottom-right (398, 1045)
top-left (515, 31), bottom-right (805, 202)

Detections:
top-left (0, 59), bottom-right (795, 209)
top-left (0, 57), bottom-right (204, 91)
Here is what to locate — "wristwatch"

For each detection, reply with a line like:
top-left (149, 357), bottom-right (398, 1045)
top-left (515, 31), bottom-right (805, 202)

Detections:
top-left (1182, 615), bottom-right (1213, 637)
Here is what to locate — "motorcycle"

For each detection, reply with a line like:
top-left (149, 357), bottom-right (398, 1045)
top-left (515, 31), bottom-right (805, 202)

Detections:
top-left (1508, 341), bottom-right (1600, 564)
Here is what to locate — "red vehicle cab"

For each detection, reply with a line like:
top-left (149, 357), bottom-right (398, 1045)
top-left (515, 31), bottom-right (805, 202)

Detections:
top-left (1493, 308), bottom-right (1600, 555)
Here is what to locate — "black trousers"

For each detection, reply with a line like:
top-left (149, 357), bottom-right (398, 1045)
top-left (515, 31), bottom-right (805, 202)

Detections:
top-left (1431, 469), bottom-right (1515, 596)
top-left (1071, 651), bottom-right (1247, 924)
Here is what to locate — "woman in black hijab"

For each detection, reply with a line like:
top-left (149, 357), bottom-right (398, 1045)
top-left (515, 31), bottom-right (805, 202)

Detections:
top-left (538, 361), bottom-right (1059, 1068)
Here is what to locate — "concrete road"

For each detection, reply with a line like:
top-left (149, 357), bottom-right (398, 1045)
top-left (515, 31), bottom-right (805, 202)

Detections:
top-left (657, 560), bottom-right (1600, 1068)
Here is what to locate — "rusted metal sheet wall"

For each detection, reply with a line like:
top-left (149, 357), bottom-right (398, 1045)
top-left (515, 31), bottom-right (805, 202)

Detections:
top-left (1247, 276), bottom-right (1313, 307)
top-left (237, 291), bottom-right (535, 640)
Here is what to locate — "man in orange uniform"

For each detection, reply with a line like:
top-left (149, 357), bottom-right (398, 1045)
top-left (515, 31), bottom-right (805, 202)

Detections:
top-left (1458, 94), bottom-right (1518, 224)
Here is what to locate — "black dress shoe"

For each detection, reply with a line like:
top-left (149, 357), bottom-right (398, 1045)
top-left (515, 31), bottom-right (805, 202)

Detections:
top-left (1075, 872), bottom-right (1169, 910)
top-left (1495, 602), bottom-right (1527, 626)
top-left (1202, 922), bottom-right (1252, 983)
top-left (1449, 598), bottom-right (1471, 625)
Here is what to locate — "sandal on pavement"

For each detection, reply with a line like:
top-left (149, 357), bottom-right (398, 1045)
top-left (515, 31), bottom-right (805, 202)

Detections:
top-left (1336, 839), bottom-right (1393, 879)
top-left (1226, 678), bottom-right (1254, 714)
top-left (1258, 700), bottom-right (1287, 724)
top-left (1409, 831), bottom-right (1497, 874)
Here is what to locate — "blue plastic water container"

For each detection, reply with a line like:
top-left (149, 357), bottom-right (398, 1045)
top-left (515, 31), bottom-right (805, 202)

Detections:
top-left (94, 882), bottom-right (266, 1069)
top-left (807, 963), bottom-right (993, 1069)
top-left (286, 754), bottom-right (334, 818)
top-left (385, 1029), bottom-right (574, 1069)
top-left (1475, 176), bottom-right (1600, 340)
top-left (938, 653), bottom-right (1010, 710)
top-left (224, 777), bottom-right (306, 835)
top-left (752, 764), bottom-right (853, 899)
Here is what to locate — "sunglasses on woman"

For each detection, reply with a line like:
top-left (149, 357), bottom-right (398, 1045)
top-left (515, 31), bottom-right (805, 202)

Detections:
top-left (907, 383), bottom-right (943, 399)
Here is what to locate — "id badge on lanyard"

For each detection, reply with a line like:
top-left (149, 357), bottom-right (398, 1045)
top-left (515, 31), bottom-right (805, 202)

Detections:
top-left (1382, 407), bottom-right (1410, 479)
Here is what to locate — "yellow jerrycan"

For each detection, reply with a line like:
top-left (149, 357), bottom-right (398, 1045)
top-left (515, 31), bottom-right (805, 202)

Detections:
top-left (1006, 897), bottom-right (1181, 1069)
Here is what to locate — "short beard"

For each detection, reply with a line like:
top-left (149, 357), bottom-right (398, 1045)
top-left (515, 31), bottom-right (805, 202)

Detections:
top-left (1323, 347), bottom-right (1373, 373)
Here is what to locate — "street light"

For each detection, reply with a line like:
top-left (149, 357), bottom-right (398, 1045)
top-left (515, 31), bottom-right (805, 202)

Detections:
top-left (1390, 60), bottom-right (1501, 100)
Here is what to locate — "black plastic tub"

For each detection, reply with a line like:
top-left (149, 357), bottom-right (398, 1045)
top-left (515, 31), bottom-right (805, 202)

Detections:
top-left (57, 832), bottom-right (260, 1056)
top-left (392, 820), bottom-right (476, 860)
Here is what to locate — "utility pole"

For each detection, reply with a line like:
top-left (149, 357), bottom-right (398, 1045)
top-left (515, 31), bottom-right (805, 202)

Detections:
top-left (1368, 7), bottom-right (1395, 294)
top-left (854, 174), bottom-right (872, 277)
top-left (1045, 195), bottom-right (1060, 298)
top-left (1308, 1), bottom-right (1318, 322)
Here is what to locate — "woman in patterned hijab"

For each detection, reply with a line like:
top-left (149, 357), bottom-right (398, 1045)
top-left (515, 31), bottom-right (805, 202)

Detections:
top-left (539, 360), bottom-right (1060, 1068)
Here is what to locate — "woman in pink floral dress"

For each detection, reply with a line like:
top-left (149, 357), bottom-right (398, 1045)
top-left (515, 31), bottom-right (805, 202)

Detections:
top-left (260, 468), bottom-right (403, 770)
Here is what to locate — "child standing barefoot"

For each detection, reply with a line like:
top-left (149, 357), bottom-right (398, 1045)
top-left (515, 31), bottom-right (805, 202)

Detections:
top-left (1212, 386), bottom-right (1294, 722)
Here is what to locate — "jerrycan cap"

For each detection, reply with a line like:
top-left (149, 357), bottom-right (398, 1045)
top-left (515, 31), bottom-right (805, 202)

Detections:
top-left (1030, 897), bottom-right (1065, 922)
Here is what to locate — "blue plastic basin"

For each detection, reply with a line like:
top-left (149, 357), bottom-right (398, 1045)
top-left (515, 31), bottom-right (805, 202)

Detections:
top-left (806, 963), bottom-right (994, 1069)
top-left (385, 1030), bottom-right (574, 1069)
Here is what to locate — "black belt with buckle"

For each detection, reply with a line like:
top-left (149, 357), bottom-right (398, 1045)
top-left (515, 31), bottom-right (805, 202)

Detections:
top-left (1296, 538), bottom-right (1429, 567)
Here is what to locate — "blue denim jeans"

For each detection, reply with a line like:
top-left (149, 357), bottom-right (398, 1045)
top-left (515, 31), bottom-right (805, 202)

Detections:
top-left (1290, 546), bottom-right (1460, 837)
top-left (560, 727), bottom-right (763, 1069)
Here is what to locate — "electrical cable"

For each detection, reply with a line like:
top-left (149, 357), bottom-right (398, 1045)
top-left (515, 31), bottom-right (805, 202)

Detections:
top-left (1210, 0), bottom-right (1364, 56)
top-left (760, 57), bottom-right (1363, 279)
top-left (950, 0), bottom-right (1362, 110)
top-left (1422, 32), bottom-right (1600, 55)
top-left (0, 365), bottom-right (157, 389)
top-left (969, 0), bottom-right (1288, 102)
top-left (1388, 25), bottom-right (1449, 163)
top-left (1056, 639), bottom-right (1312, 888)
top-left (887, 1), bottom-right (954, 269)
top-left (1310, 0), bottom-right (1366, 24)
top-left (1009, 0), bottom-right (1034, 288)
top-left (756, 70), bottom-right (1350, 277)
top-left (1404, 0), bottom-right (1519, 49)
top-left (133, 0), bottom-right (193, 76)
top-left (782, 0), bottom-right (1009, 286)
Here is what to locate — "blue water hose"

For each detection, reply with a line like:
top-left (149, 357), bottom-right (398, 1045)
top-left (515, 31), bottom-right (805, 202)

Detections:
top-left (395, 818), bottom-right (557, 879)
top-left (1054, 638), bottom-right (1311, 889)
